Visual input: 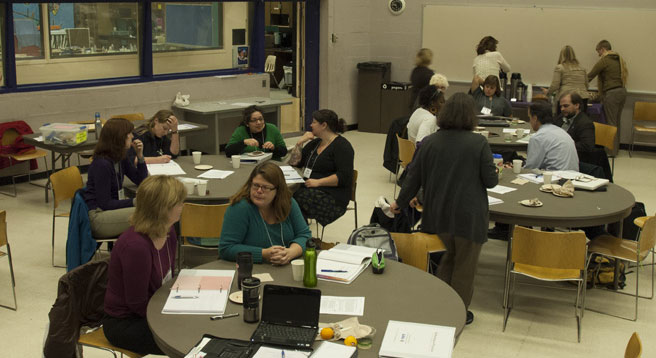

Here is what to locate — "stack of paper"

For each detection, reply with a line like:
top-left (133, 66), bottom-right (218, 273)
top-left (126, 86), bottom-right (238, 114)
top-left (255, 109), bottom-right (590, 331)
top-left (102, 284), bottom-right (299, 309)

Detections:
top-left (147, 161), bottom-right (186, 176)
top-left (518, 173), bottom-right (561, 184)
top-left (551, 170), bottom-right (609, 190)
top-left (311, 341), bottom-right (357, 358)
top-left (162, 269), bottom-right (234, 315)
top-left (487, 185), bottom-right (517, 194)
top-left (197, 169), bottom-right (233, 179)
top-left (317, 244), bottom-right (377, 284)
top-left (379, 320), bottom-right (455, 358)
top-left (241, 152), bottom-right (273, 164)
top-left (280, 165), bottom-right (305, 184)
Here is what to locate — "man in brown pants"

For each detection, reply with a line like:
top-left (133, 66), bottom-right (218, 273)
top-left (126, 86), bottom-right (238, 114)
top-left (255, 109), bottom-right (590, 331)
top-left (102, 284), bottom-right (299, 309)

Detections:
top-left (588, 40), bottom-right (628, 156)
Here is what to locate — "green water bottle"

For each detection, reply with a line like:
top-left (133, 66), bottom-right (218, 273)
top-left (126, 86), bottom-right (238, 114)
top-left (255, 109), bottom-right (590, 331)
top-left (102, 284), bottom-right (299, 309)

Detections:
top-left (303, 239), bottom-right (317, 287)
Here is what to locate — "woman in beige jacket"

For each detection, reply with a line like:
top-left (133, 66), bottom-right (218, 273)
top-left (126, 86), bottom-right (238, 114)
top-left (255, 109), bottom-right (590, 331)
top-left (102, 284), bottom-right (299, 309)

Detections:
top-left (544, 46), bottom-right (589, 111)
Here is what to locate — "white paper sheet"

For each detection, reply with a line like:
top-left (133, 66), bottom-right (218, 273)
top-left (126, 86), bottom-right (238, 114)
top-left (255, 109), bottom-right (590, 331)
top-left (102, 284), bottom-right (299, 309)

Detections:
top-left (280, 165), bottom-right (305, 184)
top-left (253, 347), bottom-right (310, 358)
top-left (320, 296), bottom-right (365, 316)
top-left (487, 185), bottom-right (517, 194)
top-left (147, 161), bottom-right (186, 176)
top-left (33, 135), bottom-right (44, 142)
top-left (231, 102), bottom-right (254, 107)
top-left (488, 196), bottom-right (504, 206)
top-left (379, 320), bottom-right (455, 358)
top-left (177, 123), bottom-right (198, 130)
top-left (197, 169), bottom-right (233, 179)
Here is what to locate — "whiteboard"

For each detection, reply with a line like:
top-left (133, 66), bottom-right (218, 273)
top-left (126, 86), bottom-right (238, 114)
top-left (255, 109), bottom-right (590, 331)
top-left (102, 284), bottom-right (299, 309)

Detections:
top-left (422, 5), bottom-right (656, 93)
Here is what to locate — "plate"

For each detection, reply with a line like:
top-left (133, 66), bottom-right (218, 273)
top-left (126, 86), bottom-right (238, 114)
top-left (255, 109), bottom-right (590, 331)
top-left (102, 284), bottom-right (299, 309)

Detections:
top-left (519, 199), bottom-right (543, 207)
top-left (248, 151), bottom-right (264, 157)
top-left (539, 184), bottom-right (561, 193)
top-left (228, 290), bottom-right (260, 304)
top-left (194, 164), bottom-right (213, 170)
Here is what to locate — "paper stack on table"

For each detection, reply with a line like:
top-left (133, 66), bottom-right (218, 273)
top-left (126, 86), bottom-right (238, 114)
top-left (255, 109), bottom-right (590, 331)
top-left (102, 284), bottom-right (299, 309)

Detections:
top-left (147, 161), bottom-right (186, 176)
top-left (317, 244), bottom-right (377, 284)
top-left (162, 269), bottom-right (234, 315)
top-left (379, 320), bottom-right (455, 358)
top-left (197, 169), bottom-right (233, 179)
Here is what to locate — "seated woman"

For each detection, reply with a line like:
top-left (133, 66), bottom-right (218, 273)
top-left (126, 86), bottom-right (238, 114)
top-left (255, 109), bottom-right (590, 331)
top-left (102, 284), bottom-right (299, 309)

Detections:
top-left (225, 105), bottom-right (288, 159)
top-left (85, 118), bottom-right (148, 239)
top-left (102, 175), bottom-right (186, 355)
top-left (219, 162), bottom-right (310, 264)
top-left (407, 85), bottom-right (444, 143)
top-left (470, 75), bottom-right (512, 117)
top-left (415, 88), bottom-right (446, 144)
top-left (289, 109), bottom-right (354, 227)
top-left (133, 110), bottom-right (180, 164)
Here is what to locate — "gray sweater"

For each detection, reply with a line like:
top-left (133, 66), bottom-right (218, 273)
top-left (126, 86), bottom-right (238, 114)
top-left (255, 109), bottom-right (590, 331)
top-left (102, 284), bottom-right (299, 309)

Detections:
top-left (397, 130), bottom-right (498, 243)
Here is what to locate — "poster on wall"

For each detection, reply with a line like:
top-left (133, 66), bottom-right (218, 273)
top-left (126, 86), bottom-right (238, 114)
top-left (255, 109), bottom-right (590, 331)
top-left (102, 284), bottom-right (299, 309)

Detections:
top-left (232, 46), bottom-right (249, 68)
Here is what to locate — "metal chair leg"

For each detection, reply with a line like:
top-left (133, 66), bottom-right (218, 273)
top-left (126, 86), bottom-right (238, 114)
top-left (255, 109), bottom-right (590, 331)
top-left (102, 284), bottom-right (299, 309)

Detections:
top-left (354, 201), bottom-right (358, 229)
top-left (0, 243), bottom-right (17, 311)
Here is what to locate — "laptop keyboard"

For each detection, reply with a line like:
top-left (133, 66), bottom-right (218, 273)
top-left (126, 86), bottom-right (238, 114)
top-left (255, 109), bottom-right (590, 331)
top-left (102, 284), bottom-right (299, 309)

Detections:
top-left (254, 322), bottom-right (316, 343)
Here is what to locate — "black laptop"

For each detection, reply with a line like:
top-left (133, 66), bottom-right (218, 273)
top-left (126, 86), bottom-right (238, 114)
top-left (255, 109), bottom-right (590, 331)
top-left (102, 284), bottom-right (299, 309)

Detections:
top-left (250, 284), bottom-right (321, 349)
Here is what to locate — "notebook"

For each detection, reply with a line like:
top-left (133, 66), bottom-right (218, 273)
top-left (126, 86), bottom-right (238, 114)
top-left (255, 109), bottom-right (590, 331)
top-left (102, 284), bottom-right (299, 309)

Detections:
top-left (250, 284), bottom-right (321, 349)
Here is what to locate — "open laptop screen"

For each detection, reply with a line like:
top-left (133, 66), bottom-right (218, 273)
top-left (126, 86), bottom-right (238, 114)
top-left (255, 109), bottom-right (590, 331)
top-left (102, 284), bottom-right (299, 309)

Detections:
top-left (261, 285), bottom-right (321, 327)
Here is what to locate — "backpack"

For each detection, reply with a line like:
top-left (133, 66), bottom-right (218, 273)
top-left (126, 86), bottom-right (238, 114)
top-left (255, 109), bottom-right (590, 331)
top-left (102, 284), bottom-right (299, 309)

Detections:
top-left (587, 254), bottom-right (626, 289)
top-left (347, 224), bottom-right (399, 261)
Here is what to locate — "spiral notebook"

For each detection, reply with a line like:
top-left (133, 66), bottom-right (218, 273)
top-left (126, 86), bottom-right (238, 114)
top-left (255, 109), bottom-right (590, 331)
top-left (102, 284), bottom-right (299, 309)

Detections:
top-left (162, 269), bottom-right (234, 315)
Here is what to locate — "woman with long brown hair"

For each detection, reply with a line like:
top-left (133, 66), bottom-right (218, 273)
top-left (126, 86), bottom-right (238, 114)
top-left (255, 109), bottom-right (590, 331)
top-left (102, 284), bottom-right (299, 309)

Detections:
top-left (133, 109), bottom-right (180, 164)
top-left (219, 162), bottom-right (310, 265)
top-left (84, 118), bottom-right (148, 239)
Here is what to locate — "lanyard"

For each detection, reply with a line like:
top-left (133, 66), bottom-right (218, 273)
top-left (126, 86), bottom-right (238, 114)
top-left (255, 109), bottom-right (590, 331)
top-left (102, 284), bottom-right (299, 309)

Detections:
top-left (259, 211), bottom-right (285, 247)
top-left (114, 162), bottom-right (122, 190)
top-left (156, 237), bottom-right (171, 283)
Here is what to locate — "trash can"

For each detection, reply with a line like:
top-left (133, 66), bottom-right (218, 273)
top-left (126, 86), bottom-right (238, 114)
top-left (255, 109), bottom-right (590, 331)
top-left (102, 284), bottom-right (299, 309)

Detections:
top-left (356, 62), bottom-right (391, 133)
top-left (380, 82), bottom-right (413, 134)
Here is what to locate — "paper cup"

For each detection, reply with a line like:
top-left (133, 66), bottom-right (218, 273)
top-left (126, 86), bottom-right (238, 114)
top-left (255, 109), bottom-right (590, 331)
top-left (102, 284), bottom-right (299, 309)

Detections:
top-left (512, 159), bottom-right (522, 174)
top-left (197, 180), bottom-right (208, 196)
top-left (291, 259), bottom-right (304, 281)
top-left (543, 171), bottom-right (553, 184)
top-left (182, 180), bottom-right (195, 195)
top-left (232, 155), bottom-right (241, 169)
top-left (192, 151), bottom-right (202, 165)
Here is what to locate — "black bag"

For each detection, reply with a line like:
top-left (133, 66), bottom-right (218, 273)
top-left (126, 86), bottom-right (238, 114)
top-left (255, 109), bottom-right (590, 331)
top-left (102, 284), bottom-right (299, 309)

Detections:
top-left (587, 254), bottom-right (626, 289)
top-left (369, 207), bottom-right (421, 233)
top-left (623, 202), bottom-right (647, 241)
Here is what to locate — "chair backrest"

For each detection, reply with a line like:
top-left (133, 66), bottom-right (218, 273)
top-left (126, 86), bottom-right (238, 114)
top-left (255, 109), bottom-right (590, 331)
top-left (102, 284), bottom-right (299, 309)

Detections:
top-left (50, 166), bottom-right (84, 210)
top-left (624, 332), bottom-right (642, 358)
top-left (391, 232), bottom-right (446, 271)
top-left (351, 170), bottom-right (358, 202)
top-left (110, 113), bottom-right (145, 122)
top-left (265, 55), bottom-right (276, 73)
top-left (0, 210), bottom-right (7, 248)
top-left (638, 216), bottom-right (656, 258)
top-left (593, 122), bottom-right (617, 151)
top-left (633, 102), bottom-right (656, 123)
top-left (395, 134), bottom-right (415, 168)
top-left (180, 203), bottom-right (229, 238)
top-left (512, 226), bottom-right (587, 270)
top-left (1, 128), bottom-right (20, 146)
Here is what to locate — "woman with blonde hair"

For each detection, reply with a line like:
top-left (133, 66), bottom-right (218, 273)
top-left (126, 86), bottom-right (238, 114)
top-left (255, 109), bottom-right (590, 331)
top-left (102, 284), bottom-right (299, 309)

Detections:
top-left (410, 48), bottom-right (435, 110)
top-left (102, 175), bottom-right (186, 355)
top-left (133, 109), bottom-right (180, 164)
top-left (544, 45), bottom-right (589, 110)
top-left (219, 162), bottom-right (311, 265)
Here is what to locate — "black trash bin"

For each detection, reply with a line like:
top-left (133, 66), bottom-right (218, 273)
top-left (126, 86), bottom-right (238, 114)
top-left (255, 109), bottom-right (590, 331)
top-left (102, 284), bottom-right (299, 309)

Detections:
top-left (356, 62), bottom-right (391, 133)
top-left (381, 82), bottom-right (413, 134)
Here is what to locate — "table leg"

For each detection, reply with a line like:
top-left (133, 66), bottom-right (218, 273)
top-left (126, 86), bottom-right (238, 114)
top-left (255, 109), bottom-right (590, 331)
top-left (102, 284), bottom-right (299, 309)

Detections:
top-left (614, 220), bottom-right (624, 290)
top-left (502, 223), bottom-right (515, 309)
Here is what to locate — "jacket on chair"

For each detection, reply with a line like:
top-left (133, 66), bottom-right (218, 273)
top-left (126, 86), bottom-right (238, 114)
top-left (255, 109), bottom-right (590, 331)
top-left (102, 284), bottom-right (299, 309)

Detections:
top-left (0, 120), bottom-right (39, 170)
top-left (66, 189), bottom-right (96, 272)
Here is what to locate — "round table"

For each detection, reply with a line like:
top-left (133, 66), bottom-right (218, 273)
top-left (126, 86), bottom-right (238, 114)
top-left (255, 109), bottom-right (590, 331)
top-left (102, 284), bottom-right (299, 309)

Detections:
top-left (147, 260), bottom-right (466, 358)
top-left (484, 121), bottom-right (532, 152)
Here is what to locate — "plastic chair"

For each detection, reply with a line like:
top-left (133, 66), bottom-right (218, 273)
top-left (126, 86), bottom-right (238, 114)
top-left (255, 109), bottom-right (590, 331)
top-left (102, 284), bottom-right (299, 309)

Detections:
top-left (593, 121), bottom-right (617, 175)
top-left (78, 326), bottom-right (143, 358)
top-left (586, 216), bottom-right (656, 321)
top-left (50, 166), bottom-right (84, 267)
top-left (0, 210), bottom-right (17, 310)
top-left (265, 55), bottom-right (280, 88)
top-left (503, 226), bottom-right (587, 342)
top-left (0, 128), bottom-right (49, 198)
top-left (178, 203), bottom-right (229, 270)
top-left (625, 332), bottom-right (642, 358)
top-left (394, 134), bottom-right (415, 198)
top-left (390, 232), bottom-right (446, 272)
top-left (630, 102), bottom-right (656, 157)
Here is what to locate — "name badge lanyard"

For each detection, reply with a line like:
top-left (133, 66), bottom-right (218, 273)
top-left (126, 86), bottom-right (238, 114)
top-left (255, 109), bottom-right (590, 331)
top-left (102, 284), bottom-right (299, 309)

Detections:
top-left (115, 163), bottom-right (126, 200)
top-left (157, 238), bottom-right (172, 284)
top-left (259, 212), bottom-right (285, 247)
top-left (303, 145), bottom-right (321, 179)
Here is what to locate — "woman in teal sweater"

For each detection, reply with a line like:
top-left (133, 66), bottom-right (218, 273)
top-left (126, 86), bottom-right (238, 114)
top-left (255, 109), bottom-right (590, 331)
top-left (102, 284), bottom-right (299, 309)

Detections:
top-left (219, 162), bottom-right (310, 264)
top-left (225, 105), bottom-right (288, 159)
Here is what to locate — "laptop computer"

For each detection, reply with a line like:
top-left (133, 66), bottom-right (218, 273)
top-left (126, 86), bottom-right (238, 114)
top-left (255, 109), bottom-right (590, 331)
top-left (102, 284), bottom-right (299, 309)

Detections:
top-left (250, 284), bottom-right (322, 349)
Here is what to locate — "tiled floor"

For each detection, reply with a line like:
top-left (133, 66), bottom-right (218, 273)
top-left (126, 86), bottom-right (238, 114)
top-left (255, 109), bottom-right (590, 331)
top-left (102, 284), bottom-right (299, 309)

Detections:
top-left (0, 130), bottom-right (654, 357)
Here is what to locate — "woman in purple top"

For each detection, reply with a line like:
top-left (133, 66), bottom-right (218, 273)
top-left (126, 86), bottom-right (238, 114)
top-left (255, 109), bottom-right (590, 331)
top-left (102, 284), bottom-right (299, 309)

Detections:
top-left (84, 118), bottom-right (148, 239)
top-left (102, 175), bottom-right (186, 355)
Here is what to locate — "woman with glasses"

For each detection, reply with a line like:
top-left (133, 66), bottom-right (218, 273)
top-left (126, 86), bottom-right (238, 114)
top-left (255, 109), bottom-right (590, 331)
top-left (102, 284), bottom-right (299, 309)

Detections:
top-left (219, 162), bottom-right (310, 264)
top-left (132, 109), bottom-right (180, 164)
top-left (225, 105), bottom-right (288, 159)
top-left (470, 75), bottom-right (512, 117)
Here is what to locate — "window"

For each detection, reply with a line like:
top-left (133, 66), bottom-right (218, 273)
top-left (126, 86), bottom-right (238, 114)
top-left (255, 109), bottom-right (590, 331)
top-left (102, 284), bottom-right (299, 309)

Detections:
top-left (13, 3), bottom-right (44, 60)
top-left (151, 2), bottom-right (223, 52)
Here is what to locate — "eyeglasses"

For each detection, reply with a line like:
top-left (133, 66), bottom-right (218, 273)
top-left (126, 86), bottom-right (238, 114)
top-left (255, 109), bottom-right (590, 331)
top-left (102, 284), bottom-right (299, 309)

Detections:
top-left (249, 117), bottom-right (265, 123)
top-left (251, 183), bottom-right (276, 192)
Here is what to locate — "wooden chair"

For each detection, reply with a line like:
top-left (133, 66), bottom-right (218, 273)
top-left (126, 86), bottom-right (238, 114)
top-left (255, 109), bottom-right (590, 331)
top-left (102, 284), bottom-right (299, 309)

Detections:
top-left (78, 326), bottom-right (143, 358)
top-left (625, 332), bottom-right (642, 358)
top-left (178, 203), bottom-right (229, 270)
top-left (110, 113), bottom-right (145, 122)
top-left (0, 210), bottom-right (17, 310)
top-left (394, 134), bottom-right (415, 198)
top-left (503, 226), bottom-right (587, 342)
top-left (50, 166), bottom-right (84, 267)
top-left (345, 170), bottom-right (359, 229)
top-left (391, 232), bottom-right (446, 272)
top-left (630, 101), bottom-right (656, 157)
top-left (586, 216), bottom-right (656, 321)
top-left (593, 121), bottom-right (617, 175)
top-left (0, 128), bottom-right (49, 198)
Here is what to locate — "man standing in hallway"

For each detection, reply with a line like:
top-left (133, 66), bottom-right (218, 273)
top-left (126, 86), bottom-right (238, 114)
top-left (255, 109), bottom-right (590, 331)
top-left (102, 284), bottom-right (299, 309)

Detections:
top-left (588, 40), bottom-right (628, 156)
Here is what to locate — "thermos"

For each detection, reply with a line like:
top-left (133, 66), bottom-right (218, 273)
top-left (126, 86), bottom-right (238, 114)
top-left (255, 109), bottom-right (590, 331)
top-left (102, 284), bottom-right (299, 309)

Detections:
top-left (510, 73), bottom-right (522, 100)
top-left (242, 277), bottom-right (261, 323)
top-left (94, 112), bottom-right (102, 139)
top-left (303, 239), bottom-right (317, 288)
top-left (499, 71), bottom-right (508, 94)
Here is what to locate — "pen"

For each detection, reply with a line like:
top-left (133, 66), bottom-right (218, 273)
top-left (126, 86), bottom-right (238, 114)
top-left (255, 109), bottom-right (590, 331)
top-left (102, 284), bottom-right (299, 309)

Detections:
top-left (173, 295), bottom-right (199, 299)
top-left (321, 269), bottom-right (348, 273)
top-left (210, 313), bottom-right (239, 320)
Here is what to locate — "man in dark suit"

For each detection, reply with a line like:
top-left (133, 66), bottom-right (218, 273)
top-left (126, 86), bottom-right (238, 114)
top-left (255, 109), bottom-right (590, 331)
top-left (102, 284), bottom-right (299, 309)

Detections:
top-left (554, 91), bottom-right (596, 154)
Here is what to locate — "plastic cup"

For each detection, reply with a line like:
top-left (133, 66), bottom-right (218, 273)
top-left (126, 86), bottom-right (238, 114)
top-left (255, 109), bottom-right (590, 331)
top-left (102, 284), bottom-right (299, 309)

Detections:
top-left (196, 180), bottom-right (208, 196)
top-left (516, 128), bottom-right (526, 138)
top-left (232, 155), bottom-right (241, 169)
top-left (512, 159), bottom-right (522, 174)
top-left (182, 180), bottom-right (195, 195)
top-left (480, 130), bottom-right (489, 138)
top-left (192, 151), bottom-right (202, 164)
top-left (291, 259), bottom-right (304, 281)
top-left (504, 132), bottom-right (513, 142)
top-left (543, 171), bottom-right (553, 184)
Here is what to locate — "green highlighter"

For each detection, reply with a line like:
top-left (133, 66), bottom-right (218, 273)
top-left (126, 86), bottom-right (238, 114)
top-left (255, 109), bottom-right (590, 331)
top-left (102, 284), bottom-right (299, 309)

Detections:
top-left (372, 249), bottom-right (385, 274)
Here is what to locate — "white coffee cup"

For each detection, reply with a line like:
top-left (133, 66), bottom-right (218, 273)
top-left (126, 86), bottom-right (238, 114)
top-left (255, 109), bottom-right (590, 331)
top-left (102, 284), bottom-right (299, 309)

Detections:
top-left (512, 159), bottom-right (523, 174)
top-left (480, 130), bottom-right (489, 138)
top-left (192, 151), bottom-right (202, 164)
top-left (232, 155), bottom-right (241, 169)
top-left (543, 171), bottom-right (553, 184)
top-left (197, 180), bottom-right (208, 196)
top-left (291, 259), bottom-right (304, 281)
top-left (182, 179), bottom-right (195, 195)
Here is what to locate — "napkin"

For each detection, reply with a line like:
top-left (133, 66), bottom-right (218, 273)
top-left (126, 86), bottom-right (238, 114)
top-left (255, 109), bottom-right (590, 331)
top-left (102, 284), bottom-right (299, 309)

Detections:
top-left (553, 179), bottom-right (575, 197)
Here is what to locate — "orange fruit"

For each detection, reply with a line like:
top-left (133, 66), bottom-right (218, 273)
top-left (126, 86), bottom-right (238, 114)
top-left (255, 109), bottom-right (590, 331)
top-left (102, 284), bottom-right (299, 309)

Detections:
top-left (320, 327), bottom-right (334, 340)
top-left (344, 335), bottom-right (357, 347)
